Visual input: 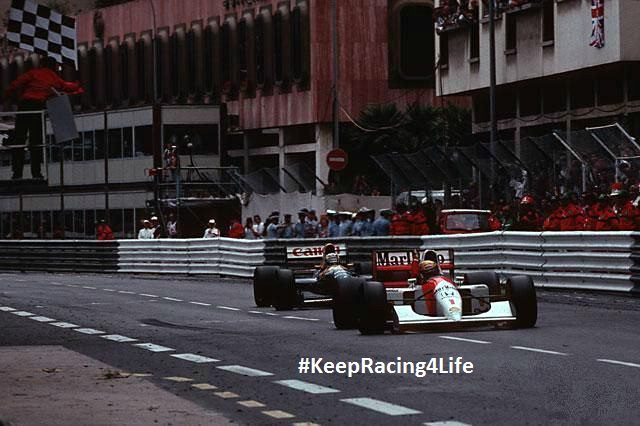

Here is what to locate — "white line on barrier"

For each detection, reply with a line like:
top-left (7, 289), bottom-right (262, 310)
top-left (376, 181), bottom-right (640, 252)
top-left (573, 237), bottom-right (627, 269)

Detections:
top-left (133, 343), bottom-right (175, 352)
top-left (283, 316), bottom-right (319, 322)
top-left (189, 301), bottom-right (211, 306)
top-left (439, 336), bottom-right (492, 345)
top-left (274, 379), bottom-right (340, 394)
top-left (217, 306), bottom-right (241, 311)
top-left (171, 353), bottom-right (220, 363)
top-left (217, 365), bottom-right (274, 377)
top-left (163, 297), bottom-right (183, 302)
top-left (511, 346), bottom-right (569, 356)
top-left (597, 359), bottom-right (640, 368)
top-left (340, 397), bottom-right (421, 416)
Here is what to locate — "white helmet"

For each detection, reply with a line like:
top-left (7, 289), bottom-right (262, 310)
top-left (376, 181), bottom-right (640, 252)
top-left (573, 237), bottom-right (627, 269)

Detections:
top-left (325, 252), bottom-right (339, 265)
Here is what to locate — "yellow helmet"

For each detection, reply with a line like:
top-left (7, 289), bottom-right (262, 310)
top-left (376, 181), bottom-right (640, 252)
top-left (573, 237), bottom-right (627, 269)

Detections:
top-left (418, 260), bottom-right (439, 280)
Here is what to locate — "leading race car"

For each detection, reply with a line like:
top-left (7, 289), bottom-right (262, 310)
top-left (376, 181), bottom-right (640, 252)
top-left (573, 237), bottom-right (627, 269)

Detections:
top-left (332, 248), bottom-right (537, 334)
top-left (253, 243), bottom-right (369, 328)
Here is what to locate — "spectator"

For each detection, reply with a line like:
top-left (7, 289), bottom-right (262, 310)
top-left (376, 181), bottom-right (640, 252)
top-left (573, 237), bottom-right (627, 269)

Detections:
top-left (390, 204), bottom-right (411, 235)
top-left (4, 56), bottom-right (83, 180)
top-left (294, 209), bottom-right (309, 238)
top-left (421, 197), bottom-right (439, 234)
top-left (203, 219), bottom-right (221, 238)
top-left (559, 193), bottom-right (586, 231)
top-left (229, 218), bottom-right (245, 238)
top-left (265, 214), bottom-right (279, 239)
top-left (317, 214), bottom-right (330, 238)
top-left (352, 209), bottom-right (366, 236)
top-left (410, 204), bottom-right (430, 235)
top-left (253, 215), bottom-right (265, 236)
top-left (373, 209), bottom-right (392, 236)
top-left (138, 220), bottom-right (155, 239)
top-left (513, 195), bottom-right (543, 231)
top-left (361, 208), bottom-right (376, 236)
top-left (166, 213), bottom-right (178, 238)
top-left (327, 210), bottom-right (340, 237)
top-left (611, 184), bottom-right (638, 230)
top-left (338, 211), bottom-right (353, 236)
top-left (279, 214), bottom-right (295, 238)
top-left (595, 193), bottom-right (619, 231)
top-left (244, 217), bottom-right (260, 239)
top-left (543, 197), bottom-right (563, 231)
top-left (150, 216), bottom-right (161, 238)
top-left (96, 220), bottom-right (114, 240)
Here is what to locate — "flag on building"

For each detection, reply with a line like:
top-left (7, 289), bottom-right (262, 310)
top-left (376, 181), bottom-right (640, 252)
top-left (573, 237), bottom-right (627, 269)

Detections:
top-left (5, 0), bottom-right (78, 67)
top-left (590, 0), bottom-right (605, 48)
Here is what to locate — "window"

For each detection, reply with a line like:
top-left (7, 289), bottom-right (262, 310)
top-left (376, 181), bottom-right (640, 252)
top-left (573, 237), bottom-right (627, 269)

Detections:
top-left (49, 135), bottom-right (59, 163)
top-left (134, 126), bottom-right (153, 156)
top-left (108, 128), bottom-right (122, 159)
top-left (73, 136), bottom-right (83, 161)
top-left (238, 18), bottom-right (248, 83)
top-left (470, 20), bottom-right (479, 61)
top-left (473, 91), bottom-right (490, 123)
top-left (255, 11), bottom-right (267, 86)
top-left (545, 78), bottom-right (567, 113)
top-left (83, 131), bottom-right (95, 161)
top-left (505, 14), bottom-right (516, 52)
top-left (85, 210), bottom-right (95, 237)
top-left (542, 0), bottom-right (554, 43)
top-left (221, 19), bottom-right (231, 86)
top-left (439, 33), bottom-right (449, 68)
top-left (124, 209), bottom-right (134, 239)
top-left (519, 82), bottom-right (542, 117)
top-left (164, 125), bottom-right (219, 155)
top-left (74, 210), bottom-right (85, 237)
top-left (204, 20), bottom-right (221, 96)
top-left (95, 130), bottom-right (105, 159)
top-left (569, 74), bottom-right (594, 110)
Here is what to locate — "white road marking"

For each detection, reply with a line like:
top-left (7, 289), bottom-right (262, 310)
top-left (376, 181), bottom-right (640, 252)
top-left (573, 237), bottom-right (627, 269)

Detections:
top-left (74, 328), bottom-right (105, 335)
top-left (50, 322), bottom-right (80, 328)
top-left (101, 334), bottom-right (138, 343)
top-left (30, 316), bottom-right (56, 322)
top-left (425, 422), bottom-right (472, 426)
top-left (118, 290), bottom-right (136, 294)
top-left (217, 306), bottom-right (241, 311)
top-left (0, 307), bottom-right (16, 312)
top-left (341, 398), bottom-right (421, 416)
top-left (262, 410), bottom-right (295, 419)
top-left (192, 383), bottom-right (218, 390)
top-left (264, 312), bottom-right (278, 316)
top-left (11, 311), bottom-right (35, 317)
top-left (283, 316), bottom-right (319, 322)
top-left (103, 289), bottom-right (116, 292)
top-left (214, 391), bottom-right (239, 399)
top-left (274, 379), bottom-right (341, 394)
top-left (511, 346), bottom-right (569, 356)
top-left (133, 343), bottom-right (175, 352)
top-left (139, 294), bottom-right (158, 297)
top-left (248, 310), bottom-right (265, 314)
top-left (82, 286), bottom-right (96, 289)
top-left (597, 359), bottom-right (640, 368)
top-left (217, 365), bottom-right (274, 377)
top-left (439, 336), bottom-right (492, 345)
top-left (163, 297), bottom-right (183, 302)
top-left (50, 282), bottom-right (63, 286)
top-left (189, 301), bottom-right (211, 306)
top-left (238, 400), bottom-right (266, 408)
top-left (170, 353), bottom-right (219, 363)
top-left (163, 376), bottom-right (193, 382)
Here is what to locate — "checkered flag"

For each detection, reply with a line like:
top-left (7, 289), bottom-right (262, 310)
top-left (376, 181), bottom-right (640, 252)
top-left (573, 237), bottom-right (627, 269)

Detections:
top-left (6, 0), bottom-right (77, 67)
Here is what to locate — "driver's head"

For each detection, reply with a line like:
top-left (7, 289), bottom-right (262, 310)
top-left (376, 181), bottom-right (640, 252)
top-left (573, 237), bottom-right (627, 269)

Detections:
top-left (418, 260), bottom-right (439, 282)
top-left (325, 252), bottom-right (339, 266)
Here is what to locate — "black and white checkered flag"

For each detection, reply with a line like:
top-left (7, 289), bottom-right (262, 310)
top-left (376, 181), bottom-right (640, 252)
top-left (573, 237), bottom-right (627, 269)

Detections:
top-left (6, 0), bottom-right (77, 68)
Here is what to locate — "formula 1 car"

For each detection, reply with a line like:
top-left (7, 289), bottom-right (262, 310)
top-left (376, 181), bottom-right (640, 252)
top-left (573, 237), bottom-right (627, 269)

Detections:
top-left (332, 248), bottom-right (537, 334)
top-left (253, 243), bottom-right (369, 328)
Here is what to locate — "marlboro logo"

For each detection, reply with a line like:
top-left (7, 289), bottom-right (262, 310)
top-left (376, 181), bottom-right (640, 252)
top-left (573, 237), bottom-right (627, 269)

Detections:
top-left (375, 251), bottom-right (417, 266)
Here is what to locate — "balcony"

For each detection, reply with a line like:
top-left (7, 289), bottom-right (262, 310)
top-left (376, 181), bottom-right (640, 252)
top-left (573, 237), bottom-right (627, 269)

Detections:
top-left (434, 1), bottom-right (479, 34)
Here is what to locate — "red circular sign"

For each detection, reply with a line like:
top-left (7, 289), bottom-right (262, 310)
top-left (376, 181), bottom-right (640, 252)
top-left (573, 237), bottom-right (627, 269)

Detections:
top-left (327, 148), bottom-right (348, 171)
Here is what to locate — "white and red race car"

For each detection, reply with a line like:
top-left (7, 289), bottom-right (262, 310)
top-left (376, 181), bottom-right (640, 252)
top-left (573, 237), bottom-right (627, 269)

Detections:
top-left (332, 249), bottom-right (537, 334)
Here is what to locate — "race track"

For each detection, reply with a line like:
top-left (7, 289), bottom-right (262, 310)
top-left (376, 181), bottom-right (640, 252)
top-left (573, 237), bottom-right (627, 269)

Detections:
top-left (0, 272), bottom-right (638, 425)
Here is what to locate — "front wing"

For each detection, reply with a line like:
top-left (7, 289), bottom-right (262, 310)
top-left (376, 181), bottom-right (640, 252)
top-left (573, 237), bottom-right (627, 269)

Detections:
top-left (393, 301), bottom-right (516, 331)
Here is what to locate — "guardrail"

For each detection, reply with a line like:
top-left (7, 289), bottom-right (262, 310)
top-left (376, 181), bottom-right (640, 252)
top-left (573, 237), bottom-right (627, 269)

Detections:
top-left (0, 234), bottom-right (637, 295)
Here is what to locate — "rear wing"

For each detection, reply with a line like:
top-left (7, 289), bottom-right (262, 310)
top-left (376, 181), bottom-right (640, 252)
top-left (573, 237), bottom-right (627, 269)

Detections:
top-left (284, 243), bottom-right (348, 273)
top-left (372, 249), bottom-right (455, 288)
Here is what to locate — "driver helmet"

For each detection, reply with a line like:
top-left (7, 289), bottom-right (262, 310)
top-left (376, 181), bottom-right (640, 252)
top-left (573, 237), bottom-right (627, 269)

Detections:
top-left (418, 260), bottom-right (439, 281)
top-left (325, 252), bottom-right (339, 266)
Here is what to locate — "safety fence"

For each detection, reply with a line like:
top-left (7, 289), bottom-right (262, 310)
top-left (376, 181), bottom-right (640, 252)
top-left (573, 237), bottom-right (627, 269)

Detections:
top-left (0, 234), bottom-right (638, 295)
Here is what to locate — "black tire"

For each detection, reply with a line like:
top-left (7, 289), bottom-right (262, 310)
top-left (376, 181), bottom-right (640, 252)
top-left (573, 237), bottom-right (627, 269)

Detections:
top-left (358, 281), bottom-right (387, 335)
top-left (508, 275), bottom-right (537, 328)
top-left (273, 268), bottom-right (297, 311)
top-left (354, 261), bottom-right (372, 276)
top-left (332, 277), bottom-right (363, 330)
top-left (463, 271), bottom-right (500, 295)
top-left (253, 266), bottom-right (278, 307)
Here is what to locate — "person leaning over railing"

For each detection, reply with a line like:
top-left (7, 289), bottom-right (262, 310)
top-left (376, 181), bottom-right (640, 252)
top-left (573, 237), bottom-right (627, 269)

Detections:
top-left (203, 219), bottom-right (221, 238)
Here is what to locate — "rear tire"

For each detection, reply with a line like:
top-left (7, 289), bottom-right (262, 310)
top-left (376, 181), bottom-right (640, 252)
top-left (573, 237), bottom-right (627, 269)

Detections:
top-left (332, 277), bottom-right (363, 329)
top-left (253, 266), bottom-right (278, 307)
top-left (463, 271), bottom-right (500, 295)
top-left (354, 261), bottom-right (372, 276)
top-left (358, 281), bottom-right (387, 335)
top-left (273, 269), bottom-right (297, 311)
top-left (508, 275), bottom-right (537, 328)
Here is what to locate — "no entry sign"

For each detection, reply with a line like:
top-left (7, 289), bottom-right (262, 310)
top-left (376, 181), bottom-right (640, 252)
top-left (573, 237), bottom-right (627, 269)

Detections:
top-left (327, 148), bottom-right (348, 171)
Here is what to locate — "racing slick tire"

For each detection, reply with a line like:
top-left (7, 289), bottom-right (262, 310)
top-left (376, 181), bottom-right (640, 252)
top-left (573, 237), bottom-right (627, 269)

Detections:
top-left (273, 268), bottom-right (297, 311)
top-left (354, 261), bottom-right (372, 276)
top-left (463, 271), bottom-right (500, 295)
top-left (358, 281), bottom-right (387, 335)
top-left (508, 275), bottom-right (537, 328)
top-left (253, 266), bottom-right (279, 307)
top-left (332, 277), bottom-right (364, 330)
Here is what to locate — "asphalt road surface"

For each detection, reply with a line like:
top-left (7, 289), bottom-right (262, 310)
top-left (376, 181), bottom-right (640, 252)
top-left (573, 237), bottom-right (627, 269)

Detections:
top-left (1, 272), bottom-right (639, 425)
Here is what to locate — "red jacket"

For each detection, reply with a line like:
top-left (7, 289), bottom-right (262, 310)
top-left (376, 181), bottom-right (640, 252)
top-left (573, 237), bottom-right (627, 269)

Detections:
top-left (595, 207), bottom-right (619, 231)
top-left (390, 214), bottom-right (411, 236)
top-left (6, 68), bottom-right (83, 102)
top-left (543, 207), bottom-right (563, 231)
top-left (560, 203), bottom-right (586, 231)
top-left (228, 222), bottom-right (244, 238)
top-left (410, 211), bottom-right (430, 235)
top-left (96, 224), bottom-right (114, 240)
top-left (615, 201), bottom-right (639, 231)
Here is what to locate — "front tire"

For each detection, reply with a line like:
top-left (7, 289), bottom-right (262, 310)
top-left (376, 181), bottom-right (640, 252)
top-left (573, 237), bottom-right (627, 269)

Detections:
top-left (273, 268), bottom-right (297, 311)
top-left (508, 275), bottom-right (537, 328)
top-left (358, 281), bottom-right (387, 335)
top-left (463, 271), bottom-right (500, 295)
top-left (253, 266), bottom-right (278, 307)
top-left (332, 277), bottom-right (363, 329)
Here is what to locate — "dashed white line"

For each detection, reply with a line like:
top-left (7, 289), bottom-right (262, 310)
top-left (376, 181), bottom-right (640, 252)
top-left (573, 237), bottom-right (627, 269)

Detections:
top-left (139, 294), bottom-right (158, 298)
top-left (50, 282), bottom-right (63, 286)
top-left (439, 336), bottom-right (492, 345)
top-left (217, 306), bottom-right (241, 311)
top-left (0, 307), bottom-right (16, 312)
top-left (597, 359), bottom-right (640, 368)
top-left (248, 310), bottom-right (265, 314)
top-left (237, 400), bottom-right (265, 408)
top-left (511, 346), bottom-right (569, 356)
top-left (50, 322), bottom-right (80, 328)
top-left (263, 312), bottom-right (278, 316)
top-left (103, 289), bottom-right (116, 292)
top-left (425, 421), bottom-right (472, 426)
top-left (341, 398), bottom-right (421, 416)
top-left (82, 286), bottom-right (96, 289)
top-left (11, 311), bottom-right (35, 317)
top-left (170, 353), bottom-right (219, 363)
top-left (133, 343), bottom-right (175, 352)
top-left (262, 410), bottom-right (295, 419)
top-left (217, 365), bottom-right (274, 377)
top-left (189, 301), bottom-right (211, 306)
top-left (118, 290), bottom-right (136, 294)
top-left (192, 383), bottom-right (217, 390)
top-left (74, 328), bottom-right (105, 335)
top-left (101, 334), bottom-right (138, 343)
top-left (275, 379), bottom-right (341, 394)
top-left (283, 316), bottom-right (320, 322)
top-left (163, 297), bottom-right (183, 302)
top-left (29, 316), bottom-right (56, 322)
top-left (163, 376), bottom-right (193, 382)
